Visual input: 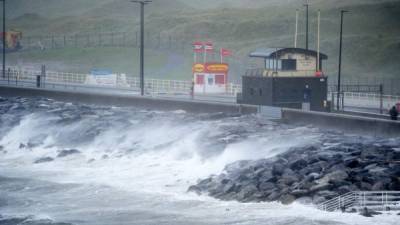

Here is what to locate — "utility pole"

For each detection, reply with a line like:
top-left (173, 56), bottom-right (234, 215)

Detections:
top-left (317, 10), bottom-right (320, 72)
top-left (1, 0), bottom-right (5, 79)
top-left (337, 10), bottom-right (349, 111)
top-left (304, 2), bottom-right (309, 50)
top-left (294, 9), bottom-right (299, 48)
top-left (131, 0), bottom-right (152, 96)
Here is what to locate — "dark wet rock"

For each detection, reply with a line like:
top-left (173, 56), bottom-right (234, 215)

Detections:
top-left (0, 216), bottom-right (72, 225)
top-left (344, 158), bottom-right (360, 168)
top-left (57, 149), bottom-right (81, 158)
top-left (19, 143), bottom-right (27, 149)
top-left (279, 194), bottom-right (296, 205)
top-left (0, 217), bottom-right (28, 225)
top-left (318, 171), bottom-right (349, 184)
top-left (316, 191), bottom-right (337, 199)
top-left (280, 173), bottom-right (299, 186)
top-left (236, 184), bottom-right (258, 202)
top-left (291, 159), bottom-right (308, 171)
top-left (266, 190), bottom-right (281, 201)
top-left (272, 163), bottom-right (285, 176)
top-left (337, 185), bottom-right (353, 194)
top-left (187, 185), bottom-right (202, 195)
top-left (291, 189), bottom-right (309, 197)
top-left (258, 182), bottom-right (275, 191)
top-left (359, 207), bottom-right (382, 217)
top-left (310, 183), bottom-right (333, 192)
top-left (189, 140), bottom-right (400, 205)
top-left (34, 157), bottom-right (54, 164)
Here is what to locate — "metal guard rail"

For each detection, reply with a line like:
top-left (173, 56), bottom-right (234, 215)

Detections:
top-left (1, 67), bottom-right (242, 96)
top-left (318, 191), bottom-right (400, 212)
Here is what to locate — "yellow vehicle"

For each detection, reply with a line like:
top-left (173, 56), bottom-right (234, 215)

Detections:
top-left (1, 30), bottom-right (22, 51)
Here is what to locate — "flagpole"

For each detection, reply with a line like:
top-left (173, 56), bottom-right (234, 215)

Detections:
top-left (204, 49), bottom-right (207, 63)
top-left (220, 48), bottom-right (223, 63)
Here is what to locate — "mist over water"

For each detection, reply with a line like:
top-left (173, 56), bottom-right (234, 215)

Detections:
top-left (0, 97), bottom-right (398, 225)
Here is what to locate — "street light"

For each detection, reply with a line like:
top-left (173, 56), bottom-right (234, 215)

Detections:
top-left (0, 0), bottom-right (5, 79)
top-left (304, 2), bottom-right (309, 50)
top-left (131, 0), bottom-right (152, 96)
top-left (337, 10), bottom-right (349, 111)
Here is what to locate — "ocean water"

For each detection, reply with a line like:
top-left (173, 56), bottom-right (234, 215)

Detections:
top-left (0, 97), bottom-right (398, 225)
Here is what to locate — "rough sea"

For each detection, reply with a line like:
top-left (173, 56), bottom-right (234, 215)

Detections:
top-left (0, 96), bottom-right (398, 225)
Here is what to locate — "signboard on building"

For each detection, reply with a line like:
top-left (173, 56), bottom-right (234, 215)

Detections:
top-left (85, 69), bottom-right (129, 87)
top-left (193, 63), bottom-right (229, 94)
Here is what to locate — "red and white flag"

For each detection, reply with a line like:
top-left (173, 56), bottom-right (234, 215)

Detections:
top-left (204, 42), bottom-right (214, 53)
top-left (220, 48), bottom-right (232, 57)
top-left (193, 41), bottom-right (203, 53)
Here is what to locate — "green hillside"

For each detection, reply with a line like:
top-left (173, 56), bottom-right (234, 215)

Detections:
top-left (6, 0), bottom-right (400, 82)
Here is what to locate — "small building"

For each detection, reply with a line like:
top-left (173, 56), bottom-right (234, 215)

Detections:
top-left (193, 63), bottom-right (229, 94)
top-left (247, 47), bottom-right (328, 77)
top-left (239, 48), bottom-right (329, 111)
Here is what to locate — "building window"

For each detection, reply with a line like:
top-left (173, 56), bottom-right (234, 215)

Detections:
top-left (282, 59), bottom-right (297, 71)
top-left (215, 75), bottom-right (225, 84)
top-left (196, 74), bottom-right (204, 85)
top-left (266, 59), bottom-right (274, 69)
top-left (266, 59), bottom-right (282, 70)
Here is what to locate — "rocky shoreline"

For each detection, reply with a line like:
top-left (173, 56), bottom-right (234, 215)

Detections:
top-left (188, 136), bottom-right (400, 206)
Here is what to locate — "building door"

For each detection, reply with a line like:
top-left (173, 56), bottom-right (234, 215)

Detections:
top-left (204, 74), bottom-right (215, 93)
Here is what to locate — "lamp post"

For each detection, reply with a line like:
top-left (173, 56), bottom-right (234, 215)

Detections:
top-left (1, 0), bottom-right (5, 79)
top-left (131, 0), bottom-right (151, 96)
top-left (337, 10), bottom-right (348, 111)
top-left (304, 2), bottom-right (309, 50)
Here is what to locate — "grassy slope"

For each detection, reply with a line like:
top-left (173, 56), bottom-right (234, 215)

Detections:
top-left (6, 0), bottom-right (400, 81)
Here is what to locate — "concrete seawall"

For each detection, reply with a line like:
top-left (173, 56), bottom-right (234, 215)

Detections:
top-left (0, 86), bottom-right (257, 114)
top-left (1, 86), bottom-right (399, 138)
top-left (282, 108), bottom-right (400, 138)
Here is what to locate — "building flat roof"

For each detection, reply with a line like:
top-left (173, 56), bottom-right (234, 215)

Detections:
top-left (249, 47), bottom-right (328, 60)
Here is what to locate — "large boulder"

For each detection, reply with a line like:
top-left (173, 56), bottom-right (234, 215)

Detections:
top-left (236, 184), bottom-right (258, 202)
top-left (279, 194), bottom-right (296, 205)
top-left (272, 163), bottom-right (285, 176)
top-left (317, 171), bottom-right (349, 185)
top-left (187, 185), bottom-right (202, 195)
top-left (289, 159), bottom-right (308, 171)
top-left (258, 182), bottom-right (276, 191)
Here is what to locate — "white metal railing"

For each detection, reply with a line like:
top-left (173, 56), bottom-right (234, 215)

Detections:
top-left (328, 91), bottom-right (400, 110)
top-left (318, 191), bottom-right (400, 212)
top-left (1, 67), bottom-right (242, 96)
